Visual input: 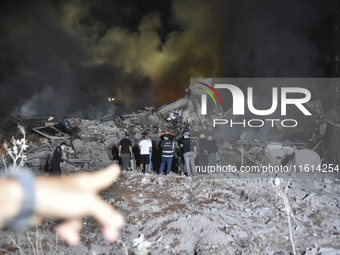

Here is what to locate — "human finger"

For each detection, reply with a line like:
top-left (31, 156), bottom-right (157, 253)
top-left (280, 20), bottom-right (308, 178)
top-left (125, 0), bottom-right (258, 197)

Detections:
top-left (102, 225), bottom-right (121, 243)
top-left (70, 164), bottom-right (121, 191)
top-left (87, 197), bottom-right (124, 242)
top-left (56, 219), bottom-right (82, 245)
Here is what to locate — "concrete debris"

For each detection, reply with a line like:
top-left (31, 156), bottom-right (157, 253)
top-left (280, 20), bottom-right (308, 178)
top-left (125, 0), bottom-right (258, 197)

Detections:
top-left (0, 93), bottom-right (336, 176)
top-left (167, 112), bottom-right (181, 121)
top-left (0, 84), bottom-right (339, 254)
top-left (33, 125), bottom-right (70, 140)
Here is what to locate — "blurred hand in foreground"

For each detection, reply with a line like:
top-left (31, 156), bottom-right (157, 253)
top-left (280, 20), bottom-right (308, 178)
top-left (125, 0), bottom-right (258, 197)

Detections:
top-left (0, 165), bottom-right (124, 245)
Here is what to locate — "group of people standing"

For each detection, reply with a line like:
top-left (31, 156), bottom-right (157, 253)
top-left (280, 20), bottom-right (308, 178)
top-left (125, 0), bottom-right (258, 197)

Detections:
top-left (118, 131), bottom-right (218, 178)
top-left (49, 130), bottom-right (218, 178)
top-left (119, 132), bottom-right (173, 175)
top-left (118, 132), bottom-right (153, 174)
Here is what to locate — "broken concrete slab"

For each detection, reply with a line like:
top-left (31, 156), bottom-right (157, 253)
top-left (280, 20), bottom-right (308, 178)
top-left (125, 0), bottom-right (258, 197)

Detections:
top-left (33, 125), bottom-right (70, 140)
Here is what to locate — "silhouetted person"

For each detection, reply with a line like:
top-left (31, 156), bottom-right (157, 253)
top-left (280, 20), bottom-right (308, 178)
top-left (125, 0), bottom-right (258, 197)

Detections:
top-left (118, 133), bottom-right (132, 171)
top-left (198, 132), bottom-right (209, 167)
top-left (50, 142), bottom-right (67, 175)
top-left (207, 134), bottom-right (218, 167)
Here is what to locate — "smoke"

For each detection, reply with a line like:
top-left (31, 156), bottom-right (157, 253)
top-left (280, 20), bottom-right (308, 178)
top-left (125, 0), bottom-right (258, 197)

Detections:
top-left (92, 0), bottom-right (227, 105)
top-left (222, 0), bottom-right (333, 77)
top-left (0, 0), bottom-right (333, 119)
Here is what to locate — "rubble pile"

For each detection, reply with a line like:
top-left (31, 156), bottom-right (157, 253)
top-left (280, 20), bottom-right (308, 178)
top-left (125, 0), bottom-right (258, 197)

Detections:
top-left (0, 96), bottom-right (199, 173)
top-left (1, 95), bottom-right (330, 175)
top-left (0, 93), bottom-right (339, 254)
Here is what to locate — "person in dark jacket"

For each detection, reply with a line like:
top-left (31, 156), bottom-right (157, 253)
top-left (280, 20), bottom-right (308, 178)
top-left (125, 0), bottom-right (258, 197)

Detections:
top-left (118, 133), bottom-right (132, 171)
top-left (207, 134), bottom-right (218, 167)
top-left (179, 132), bottom-right (197, 178)
top-left (50, 142), bottom-right (67, 175)
top-left (198, 132), bottom-right (209, 167)
top-left (159, 134), bottom-right (174, 175)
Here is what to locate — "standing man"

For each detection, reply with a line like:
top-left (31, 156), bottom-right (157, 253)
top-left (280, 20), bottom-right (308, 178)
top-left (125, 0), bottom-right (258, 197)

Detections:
top-left (50, 142), bottom-right (67, 175)
top-left (198, 132), bottom-right (209, 167)
top-left (207, 134), bottom-right (218, 167)
top-left (176, 135), bottom-right (185, 175)
top-left (159, 134), bottom-right (174, 175)
top-left (180, 132), bottom-right (197, 178)
top-left (118, 133), bottom-right (133, 171)
top-left (147, 135), bottom-right (153, 172)
top-left (139, 133), bottom-right (152, 174)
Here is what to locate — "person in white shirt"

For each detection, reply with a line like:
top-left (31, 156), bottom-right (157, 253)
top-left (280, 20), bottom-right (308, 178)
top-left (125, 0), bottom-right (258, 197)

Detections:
top-left (139, 133), bottom-right (152, 174)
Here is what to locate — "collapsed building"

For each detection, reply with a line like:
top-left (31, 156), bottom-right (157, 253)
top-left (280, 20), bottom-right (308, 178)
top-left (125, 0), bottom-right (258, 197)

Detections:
top-left (0, 79), bottom-right (338, 179)
top-left (0, 80), bottom-right (339, 254)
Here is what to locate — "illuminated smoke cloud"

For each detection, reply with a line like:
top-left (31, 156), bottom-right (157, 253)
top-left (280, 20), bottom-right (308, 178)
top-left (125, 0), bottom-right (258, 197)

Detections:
top-left (0, 0), bottom-right (332, 118)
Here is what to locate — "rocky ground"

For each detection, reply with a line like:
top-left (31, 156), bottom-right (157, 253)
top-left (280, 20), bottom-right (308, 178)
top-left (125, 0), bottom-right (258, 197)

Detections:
top-left (0, 170), bottom-right (339, 255)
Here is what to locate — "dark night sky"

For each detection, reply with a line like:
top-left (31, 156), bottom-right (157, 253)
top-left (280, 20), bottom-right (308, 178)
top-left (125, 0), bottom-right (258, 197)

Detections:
top-left (0, 0), bottom-right (335, 119)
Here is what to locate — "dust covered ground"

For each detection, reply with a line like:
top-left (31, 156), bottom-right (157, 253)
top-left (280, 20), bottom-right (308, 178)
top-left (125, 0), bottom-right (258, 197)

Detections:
top-left (0, 170), bottom-right (340, 255)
